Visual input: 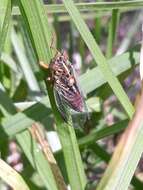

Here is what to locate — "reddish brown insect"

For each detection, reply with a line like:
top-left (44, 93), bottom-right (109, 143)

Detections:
top-left (40, 50), bottom-right (88, 122)
top-left (50, 50), bottom-right (86, 113)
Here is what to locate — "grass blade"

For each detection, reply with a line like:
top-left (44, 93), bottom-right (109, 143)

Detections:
top-left (0, 0), bottom-right (11, 55)
top-left (18, 0), bottom-right (87, 189)
top-left (11, 28), bottom-right (41, 100)
top-left (11, 1), bottom-right (143, 15)
top-left (62, 0), bottom-right (134, 119)
top-left (78, 120), bottom-right (128, 149)
top-left (106, 8), bottom-right (120, 58)
top-left (1, 52), bottom-right (20, 73)
top-left (0, 159), bottom-right (29, 190)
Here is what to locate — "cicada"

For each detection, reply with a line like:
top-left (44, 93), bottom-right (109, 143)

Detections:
top-left (41, 50), bottom-right (88, 124)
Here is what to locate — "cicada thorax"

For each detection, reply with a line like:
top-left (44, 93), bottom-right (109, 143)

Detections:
top-left (49, 51), bottom-right (85, 113)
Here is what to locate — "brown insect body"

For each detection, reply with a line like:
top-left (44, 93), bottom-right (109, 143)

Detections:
top-left (49, 51), bottom-right (85, 113)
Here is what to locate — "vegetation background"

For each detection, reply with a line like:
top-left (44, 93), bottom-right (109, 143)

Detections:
top-left (1, 0), bottom-right (143, 190)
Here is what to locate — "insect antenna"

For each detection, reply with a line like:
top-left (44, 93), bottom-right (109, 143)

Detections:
top-left (50, 32), bottom-right (60, 56)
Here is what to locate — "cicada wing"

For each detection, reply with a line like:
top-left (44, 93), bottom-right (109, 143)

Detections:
top-left (67, 61), bottom-right (90, 119)
top-left (54, 86), bottom-right (68, 122)
top-left (53, 86), bottom-right (83, 127)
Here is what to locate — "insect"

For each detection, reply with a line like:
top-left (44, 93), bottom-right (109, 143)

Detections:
top-left (40, 50), bottom-right (88, 123)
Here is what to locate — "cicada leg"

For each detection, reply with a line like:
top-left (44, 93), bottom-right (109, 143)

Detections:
top-left (39, 61), bottom-right (49, 69)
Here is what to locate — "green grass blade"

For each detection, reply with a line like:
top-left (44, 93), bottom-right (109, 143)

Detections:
top-left (80, 50), bottom-right (139, 94)
top-left (1, 52), bottom-right (20, 73)
top-left (106, 8), bottom-right (120, 58)
top-left (78, 120), bottom-right (128, 149)
top-left (45, 1), bottom-right (143, 13)
top-left (11, 1), bottom-right (143, 14)
top-left (62, 0), bottom-right (134, 119)
top-left (94, 18), bottom-right (101, 44)
top-left (18, 0), bottom-right (87, 189)
top-left (0, 159), bottom-right (29, 190)
top-left (1, 95), bottom-right (51, 137)
top-left (12, 7), bottom-right (111, 22)
top-left (0, 86), bottom-right (16, 117)
top-left (11, 28), bottom-right (41, 99)
top-left (0, 0), bottom-right (11, 55)
top-left (18, 0), bottom-right (52, 63)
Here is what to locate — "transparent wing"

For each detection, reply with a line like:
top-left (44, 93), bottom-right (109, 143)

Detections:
top-left (54, 86), bottom-right (68, 122)
top-left (54, 85), bottom-right (88, 129)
